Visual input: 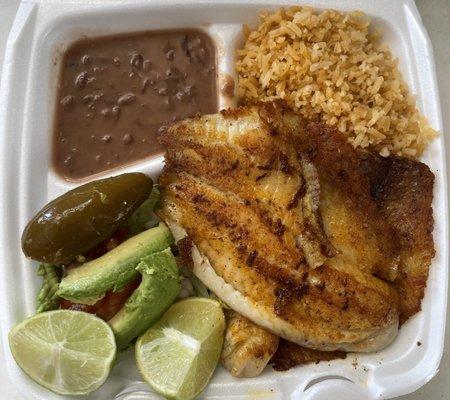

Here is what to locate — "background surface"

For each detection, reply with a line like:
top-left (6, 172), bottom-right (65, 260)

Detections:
top-left (0, 0), bottom-right (448, 399)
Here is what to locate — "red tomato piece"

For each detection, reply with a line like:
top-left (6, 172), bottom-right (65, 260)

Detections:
top-left (60, 278), bottom-right (141, 321)
top-left (94, 278), bottom-right (141, 320)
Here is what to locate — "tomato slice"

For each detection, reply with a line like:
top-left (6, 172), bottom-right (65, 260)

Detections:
top-left (60, 226), bottom-right (139, 320)
top-left (94, 278), bottom-right (141, 320)
top-left (60, 278), bottom-right (141, 321)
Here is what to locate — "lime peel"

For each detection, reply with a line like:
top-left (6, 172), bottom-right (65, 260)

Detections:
top-left (136, 297), bottom-right (225, 400)
top-left (8, 310), bottom-right (116, 395)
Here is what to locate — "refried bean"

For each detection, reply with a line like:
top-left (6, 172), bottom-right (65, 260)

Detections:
top-left (53, 29), bottom-right (217, 180)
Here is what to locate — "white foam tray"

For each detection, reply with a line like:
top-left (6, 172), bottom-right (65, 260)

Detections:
top-left (0, 0), bottom-right (446, 399)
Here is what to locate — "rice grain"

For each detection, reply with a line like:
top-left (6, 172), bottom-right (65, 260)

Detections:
top-left (236, 6), bottom-right (437, 157)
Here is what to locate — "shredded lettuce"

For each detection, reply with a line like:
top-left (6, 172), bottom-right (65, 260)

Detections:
top-left (179, 265), bottom-right (229, 308)
top-left (36, 264), bottom-right (61, 313)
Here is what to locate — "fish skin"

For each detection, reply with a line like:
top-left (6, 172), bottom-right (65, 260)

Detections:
top-left (158, 106), bottom-right (400, 352)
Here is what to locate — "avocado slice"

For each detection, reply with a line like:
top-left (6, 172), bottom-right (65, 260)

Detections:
top-left (57, 223), bottom-right (173, 304)
top-left (109, 247), bottom-right (181, 350)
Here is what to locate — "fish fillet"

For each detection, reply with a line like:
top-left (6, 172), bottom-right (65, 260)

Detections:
top-left (221, 310), bottom-right (279, 378)
top-left (158, 106), bottom-right (399, 352)
top-left (259, 104), bottom-right (400, 282)
top-left (360, 153), bottom-right (435, 323)
top-left (272, 339), bottom-right (346, 371)
top-left (268, 135), bottom-right (435, 370)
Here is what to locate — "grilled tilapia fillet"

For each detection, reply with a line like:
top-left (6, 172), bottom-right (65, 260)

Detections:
top-left (158, 107), bottom-right (399, 352)
top-left (272, 339), bottom-right (346, 371)
top-left (265, 102), bottom-right (434, 321)
top-left (259, 104), bottom-right (400, 282)
top-left (221, 310), bottom-right (279, 378)
top-left (160, 108), bottom-right (332, 268)
top-left (269, 150), bottom-right (435, 372)
top-left (360, 154), bottom-right (435, 323)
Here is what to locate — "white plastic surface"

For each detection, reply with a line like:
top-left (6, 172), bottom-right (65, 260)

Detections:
top-left (0, 1), bottom-right (446, 399)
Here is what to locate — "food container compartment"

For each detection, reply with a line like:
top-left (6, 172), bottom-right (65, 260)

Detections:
top-left (0, 1), bottom-right (446, 399)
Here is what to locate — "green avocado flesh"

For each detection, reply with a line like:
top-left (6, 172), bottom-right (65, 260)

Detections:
top-left (57, 223), bottom-right (173, 304)
top-left (109, 248), bottom-right (181, 350)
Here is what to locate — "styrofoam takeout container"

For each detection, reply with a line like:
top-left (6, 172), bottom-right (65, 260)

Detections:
top-left (0, 0), bottom-right (446, 399)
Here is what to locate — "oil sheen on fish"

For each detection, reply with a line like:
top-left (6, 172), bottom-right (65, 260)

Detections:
top-left (158, 106), bottom-right (401, 352)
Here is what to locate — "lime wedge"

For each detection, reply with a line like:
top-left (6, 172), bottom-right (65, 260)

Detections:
top-left (136, 297), bottom-right (225, 400)
top-left (8, 310), bottom-right (116, 395)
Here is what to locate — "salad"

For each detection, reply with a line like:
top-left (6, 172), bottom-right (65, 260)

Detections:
top-left (9, 173), bottom-right (225, 400)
